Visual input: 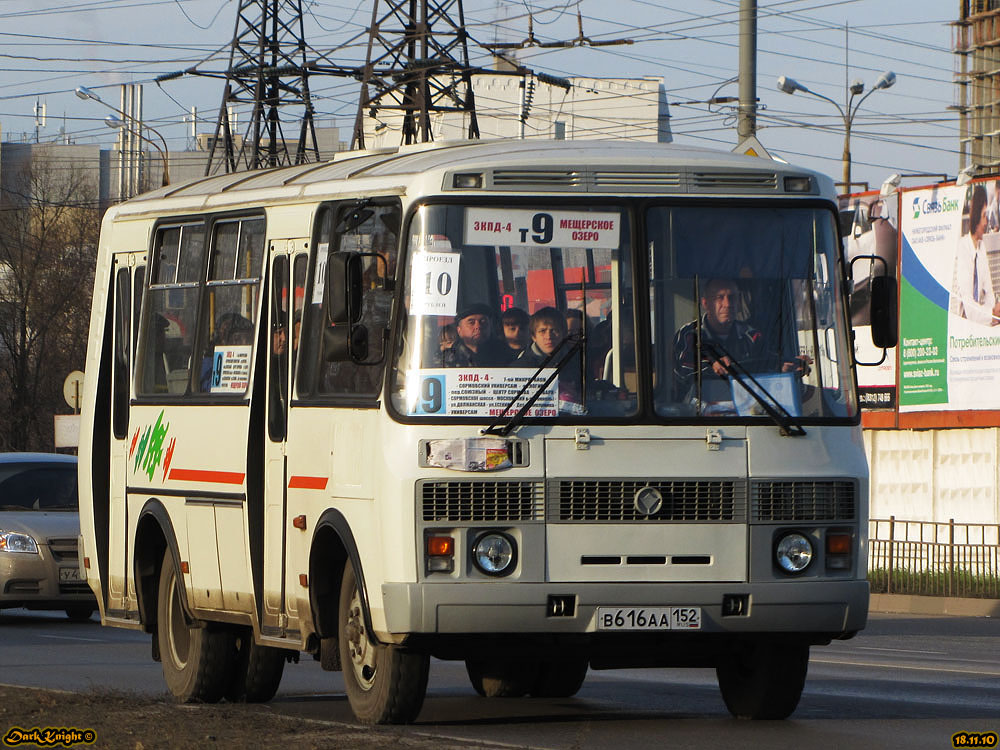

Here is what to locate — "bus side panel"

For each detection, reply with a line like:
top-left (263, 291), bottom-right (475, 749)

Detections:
top-left (286, 406), bottom-right (386, 635)
top-left (127, 404), bottom-right (255, 617)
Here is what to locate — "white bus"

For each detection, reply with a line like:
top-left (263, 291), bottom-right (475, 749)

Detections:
top-left (78, 139), bottom-right (890, 724)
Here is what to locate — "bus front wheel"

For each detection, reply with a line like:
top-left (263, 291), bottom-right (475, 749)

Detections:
top-left (156, 550), bottom-right (235, 703)
top-left (338, 563), bottom-right (429, 724)
top-left (715, 638), bottom-right (809, 719)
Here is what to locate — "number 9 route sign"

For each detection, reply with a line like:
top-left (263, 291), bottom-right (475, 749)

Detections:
top-left (465, 208), bottom-right (621, 249)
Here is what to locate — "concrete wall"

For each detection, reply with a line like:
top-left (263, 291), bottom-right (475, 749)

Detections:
top-left (865, 427), bottom-right (1000, 524)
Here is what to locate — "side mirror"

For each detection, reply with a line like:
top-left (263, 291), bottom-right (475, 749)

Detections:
top-left (326, 252), bottom-right (364, 326)
top-left (323, 324), bottom-right (369, 363)
top-left (869, 276), bottom-right (898, 349)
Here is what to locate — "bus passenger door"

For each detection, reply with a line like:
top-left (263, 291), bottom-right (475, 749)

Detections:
top-left (108, 253), bottom-right (144, 619)
top-left (262, 240), bottom-right (307, 637)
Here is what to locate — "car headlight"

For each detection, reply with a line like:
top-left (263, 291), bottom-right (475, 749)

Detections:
top-left (472, 532), bottom-right (517, 577)
top-left (0, 530), bottom-right (39, 554)
top-left (775, 532), bottom-right (813, 574)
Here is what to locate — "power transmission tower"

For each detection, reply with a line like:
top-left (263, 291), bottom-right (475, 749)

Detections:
top-left (352, 0), bottom-right (481, 149)
top-left (204, 0), bottom-right (320, 175)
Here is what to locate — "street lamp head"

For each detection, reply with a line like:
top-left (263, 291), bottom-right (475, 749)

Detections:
top-left (849, 79), bottom-right (865, 96)
top-left (874, 71), bottom-right (896, 91)
top-left (104, 115), bottom-right (125, 130)
top-left (75, 86), bottom-right (101, 103)
top-left (777, 75), bottom-right (805, 95)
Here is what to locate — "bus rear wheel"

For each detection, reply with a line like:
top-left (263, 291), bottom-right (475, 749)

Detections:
top-left (156, 550), bottom-right (235, 703)
top-left (338, 563), bottom-right (429, 724)
top-left (465, 655), bottom-right (538, 698)
top-left (530, 654), bottom-right (588, 698)
top-left (716, 638), bottom-right (809, 719)
top-left (224, 628), bottom-right (286, 703)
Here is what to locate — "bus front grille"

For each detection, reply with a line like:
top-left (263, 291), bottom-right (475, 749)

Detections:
top-left (751, 480), bottom-right (856, 521)
top-left (548, 479), bottom-right (746, 522)
top-left (420, 481), bottom-right (544, 522)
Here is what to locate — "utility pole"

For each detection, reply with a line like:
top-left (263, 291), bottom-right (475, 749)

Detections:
top-left (351, 0), bottom-right (481, 149)
top-left (202, 0), bottom-right (320, 174)
top-left (737, 0), bottom-right (757, 141)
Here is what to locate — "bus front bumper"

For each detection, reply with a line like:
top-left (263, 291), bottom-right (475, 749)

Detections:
top-left (380, 579), bottom-right (869, 637)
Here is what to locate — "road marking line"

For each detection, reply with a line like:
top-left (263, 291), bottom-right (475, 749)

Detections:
top-left (854, 646), bottom-right (947, 655)
top-left (812, 657), bottom-right (1000, 676)
top-left (37, 634), bottom-right (104, 643)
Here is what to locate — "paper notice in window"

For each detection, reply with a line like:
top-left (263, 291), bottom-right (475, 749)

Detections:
top-left (409, 252), bottom-right (460, 317)
top-left (210, 345), bottom-right (252, 393)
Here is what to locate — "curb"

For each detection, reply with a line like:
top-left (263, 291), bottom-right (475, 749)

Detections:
top-left (870, 593), bottom-right (1000, 617)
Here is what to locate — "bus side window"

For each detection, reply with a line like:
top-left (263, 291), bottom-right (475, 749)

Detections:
top-left (137, 224), bottom-right (205, 396)
top-left (300, 200), bottom-right (399, 401)
top-left (112, 267), bottom-right (130, 439)
top-left (196, 217), bottom-right (266, 395)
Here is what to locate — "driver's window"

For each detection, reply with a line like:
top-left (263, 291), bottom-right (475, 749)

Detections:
top-left (298, 200), bottom-right (400, 401)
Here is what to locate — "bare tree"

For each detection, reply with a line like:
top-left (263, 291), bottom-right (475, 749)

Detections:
top-left (0, 149), bottom-right (102, 451)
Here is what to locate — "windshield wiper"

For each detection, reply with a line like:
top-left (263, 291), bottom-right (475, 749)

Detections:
top-left (701, 341), bottom-right (806, 437)
top-left (482, 335), bottom-right (584, 437)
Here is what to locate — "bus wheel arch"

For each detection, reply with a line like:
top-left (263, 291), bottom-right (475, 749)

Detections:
top-left (309, 510), bottom-right (377, 645)
top-left (133, 500), bottom-right (177, 634)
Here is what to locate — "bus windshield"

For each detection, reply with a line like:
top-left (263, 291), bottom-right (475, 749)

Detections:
top-left (389, 201), bottom-right (855, 422)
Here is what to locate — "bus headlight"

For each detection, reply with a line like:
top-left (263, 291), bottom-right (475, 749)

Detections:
top-left (775, 532), bottom-right (813, 574)
top-left (472, 532), bottom-right (517, 577)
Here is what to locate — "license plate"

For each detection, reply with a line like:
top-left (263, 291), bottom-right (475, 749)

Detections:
top-left (596, 606), bottom-right (701, 631)
top-left (59, 567), bottom-right (80, 582)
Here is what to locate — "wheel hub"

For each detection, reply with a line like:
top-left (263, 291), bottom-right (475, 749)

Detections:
top-left (346, 589), bottom-right (376, 691)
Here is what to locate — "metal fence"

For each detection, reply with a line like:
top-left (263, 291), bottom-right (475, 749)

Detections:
top-left (868, 517), bottom-right (1000, 598)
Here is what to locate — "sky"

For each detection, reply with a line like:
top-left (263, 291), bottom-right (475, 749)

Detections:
top-left (0, 0), bottom-right (958, 191)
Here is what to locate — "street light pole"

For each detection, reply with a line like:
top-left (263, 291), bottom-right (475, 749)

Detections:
top-left (104, 117), bottom-right (170, 187)
top-left (75, 86), bottom-right (171, 188)
top-left (777, 71), bottom-right (896, 190)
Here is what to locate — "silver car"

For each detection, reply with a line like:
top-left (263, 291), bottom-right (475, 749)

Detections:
top-left (0, 453), bottom-right (96, 621)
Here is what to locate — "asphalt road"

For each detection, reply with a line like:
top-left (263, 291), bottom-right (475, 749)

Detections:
top-left (1, 609), bottom-right (997, 750)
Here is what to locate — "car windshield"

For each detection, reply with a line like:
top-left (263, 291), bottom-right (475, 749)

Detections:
top-left (390, 203), bottom-right (637, 420)
top-left (0, 463), bottom-right (78, 511)
top-left (647, 205), bottom-right (856, 419)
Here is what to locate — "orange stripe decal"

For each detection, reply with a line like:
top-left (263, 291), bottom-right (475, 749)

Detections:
top-left (168, 468), bottom-right (246, 485)
top-left (288, 475), bottom-right (328, 490)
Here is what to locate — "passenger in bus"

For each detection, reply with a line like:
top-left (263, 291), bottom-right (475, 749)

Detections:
top-left (565, 308), bottom-right (585, 339)
top-left (438, 324), bottom-right (457, 353)
top-left (440, 304), bottom-right (508, 367)
top-left (517, 307), bottom-right (568, 367)
top-left (500, 307), bottom-right (530, 359)
top-left (518, 306), bottom-right (583, 409)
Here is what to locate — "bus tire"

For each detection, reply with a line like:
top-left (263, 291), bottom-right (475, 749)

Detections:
top-left (338, 563), bottom-right (429, 724)
top-left (156, 550), bottom-right (235, 703)
top-left (716, 638), bottom-right (809, 720)
top-left (465, 656), bottom-right (538, 698)
top-left (530, 655), bottom-right (588, 698)
top-left (224, 628), bottom-right (286, 703)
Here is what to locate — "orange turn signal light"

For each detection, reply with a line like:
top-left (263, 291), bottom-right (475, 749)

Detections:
top-left (427, 536), bottom-right (454, 557)
top-left (826, 533), bottom-right (851, 555)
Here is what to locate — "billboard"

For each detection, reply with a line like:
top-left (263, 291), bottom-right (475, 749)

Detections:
top-left (899, 181), bottom-right (1000, 415)
top-left (840, 191), bottom-right (898, 410)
